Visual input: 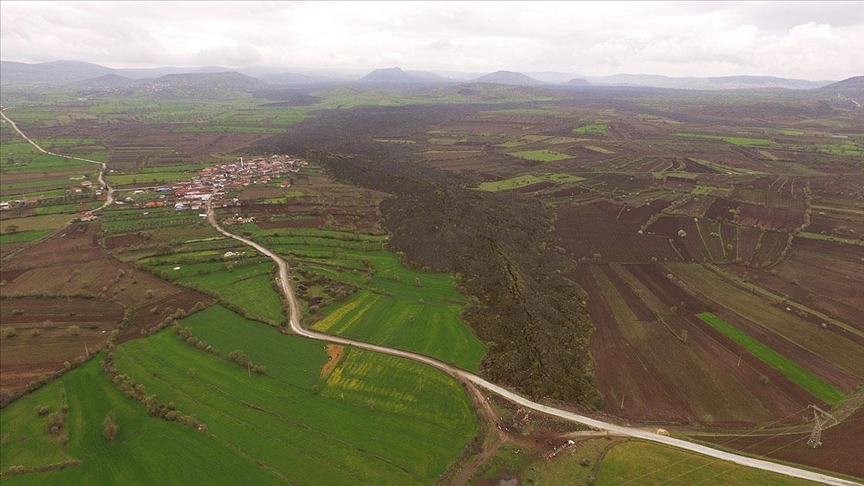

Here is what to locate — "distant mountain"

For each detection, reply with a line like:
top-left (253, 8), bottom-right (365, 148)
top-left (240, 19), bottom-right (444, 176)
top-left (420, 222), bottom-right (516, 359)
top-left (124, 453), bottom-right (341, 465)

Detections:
top-left (257, 72), bottom-right (327, 85)
top-left (586, 73), bottom-right (832, 90)
top-left (72, 74), bottom-right (138, 89)
top-left (1, 60), bottom-right (115, 86)
top-left (470, 71), bottom-right (541, 86)
top-left (139, 72), bottom-right (270, 98)
top-left (360, 67), bottom-right (416, 83)
top-left (566, 78), bottom-right (591, 87)
top-left (525, 71), bottom-right (587, 84)
top-left (404, 70), bottom-right (453, 83)
top-left (357, 67), bottom-right (453, 85)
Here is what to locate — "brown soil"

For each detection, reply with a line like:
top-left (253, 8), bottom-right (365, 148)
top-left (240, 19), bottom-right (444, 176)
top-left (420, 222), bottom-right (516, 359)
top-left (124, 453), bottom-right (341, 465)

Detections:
top-left (320, 344), bottom-right (344, 379)
top-left (556, 204), bottom-right (681, 263)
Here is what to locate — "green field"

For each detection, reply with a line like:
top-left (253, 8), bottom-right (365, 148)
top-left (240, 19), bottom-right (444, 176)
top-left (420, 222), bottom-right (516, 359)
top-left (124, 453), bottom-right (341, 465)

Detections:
top-left (675, 133), bottom-right (774, 146)
top-left (0, 359), bottom-right (281, 485)
top-left (596, 440), bottom-right (817, 485)
top-left (111, 306), bottom-right (477, 484)
top-left (0, 228), bottom-right (54, 245)
top-left (508, 150), bottom-right (575, 162)
top-left (0, 213), bottom-right (74, 232)
top-left (478, 173), bottom-right (585, 192)
top-left (151, 259), bottom-right (285, 325)
top-left (573, 122), bottom-right (608, 135)
top-left (107, 172), bottom-right (198, 186)
top-left (231, 226), bottom-right (486, 370)
top-left (697, 312), bottom-right (843, 403)
top-left (817, 141), bottom-right (864, 157)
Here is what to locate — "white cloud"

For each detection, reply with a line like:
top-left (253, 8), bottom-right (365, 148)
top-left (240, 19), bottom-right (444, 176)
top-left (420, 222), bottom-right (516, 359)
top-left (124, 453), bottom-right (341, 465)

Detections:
top-left (0, 1), bottom-right (861, 79)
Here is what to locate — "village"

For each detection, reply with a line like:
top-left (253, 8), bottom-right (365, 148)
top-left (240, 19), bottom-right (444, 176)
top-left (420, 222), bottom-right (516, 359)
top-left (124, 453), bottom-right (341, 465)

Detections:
top-left (110, 154), bottom-right (306, 215)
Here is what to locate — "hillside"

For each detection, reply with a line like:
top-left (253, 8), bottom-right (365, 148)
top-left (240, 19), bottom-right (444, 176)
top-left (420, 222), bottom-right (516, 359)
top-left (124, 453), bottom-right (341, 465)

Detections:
top-left (0, 60), bottom-right (115, 86)
top-left (72, 74), bottom-right (139, 89)
top-left (819, 75), bottom-right (864, 98)
top-left (588, 73), bottom-right (832, 90)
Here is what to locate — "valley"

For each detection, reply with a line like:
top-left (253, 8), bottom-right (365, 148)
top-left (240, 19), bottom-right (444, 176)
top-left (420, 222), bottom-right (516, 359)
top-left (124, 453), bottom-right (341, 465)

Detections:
top-left (1, 71), bottom-right (862, 485)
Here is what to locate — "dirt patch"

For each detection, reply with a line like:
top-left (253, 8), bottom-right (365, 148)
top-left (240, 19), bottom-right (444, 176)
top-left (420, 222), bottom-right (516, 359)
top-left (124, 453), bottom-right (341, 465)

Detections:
top-left (320, 344), bottom-right (344, 379)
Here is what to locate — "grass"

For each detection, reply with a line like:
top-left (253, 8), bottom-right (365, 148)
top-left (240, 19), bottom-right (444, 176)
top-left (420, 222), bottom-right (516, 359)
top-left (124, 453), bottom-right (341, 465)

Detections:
top-left (522, 438), bottom-right (621, 484)
top-left (236, 226), bottom-right (486, 370)
top-left (112, 308), bottom-right (477, 484)
top-left (795, 232), bottom-right (864, 246)
top-left (817, 142), bottom-right (864, 157)
top-left (466, 443), bottom-right (540, 484)
top-left (675, 133), bottom-right (774, 146)
top-left (596, 440), bottom-right (818, 485)
top-left (667, 264), bottom-right (864, 379)
top-left (312, 289), bottom-right (486, 371)
top-left (152, 259), bottom-right (285, 324)
top-left (697, 312), bottom-right (843, 403)
top-left (107, 172), bottom-right (198, 186)
top-left (0, 228), bottom-right (54, 244)
top-left (0, 214), bottom-right (73, 232)
top-left (508, 150), bottom-right (575, 162)
top-left (573, 122), bottom-right (608, 135)
top-left (478, 173), bottom-right (585, 192)
top-left (0, 358), bottom-right (282, 485)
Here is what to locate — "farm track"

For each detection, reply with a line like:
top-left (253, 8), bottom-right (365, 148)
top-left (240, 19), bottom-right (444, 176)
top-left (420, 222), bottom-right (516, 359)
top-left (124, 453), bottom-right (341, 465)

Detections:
top-left (0, 110), bottom-right (115, 213)
top-left (1, 111), bottom-right (116, 263)
top-left (205, 202), bottom-right (858, 486)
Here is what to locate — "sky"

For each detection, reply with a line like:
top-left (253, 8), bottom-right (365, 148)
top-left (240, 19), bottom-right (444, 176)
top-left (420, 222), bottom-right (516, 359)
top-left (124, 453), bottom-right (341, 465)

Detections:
top-left (1, 1), bottom-right (862, 80)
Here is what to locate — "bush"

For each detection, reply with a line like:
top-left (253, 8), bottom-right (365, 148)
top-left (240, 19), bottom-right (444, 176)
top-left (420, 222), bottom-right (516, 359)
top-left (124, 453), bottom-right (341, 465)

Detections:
top-left (103, 411), bottom-right (118, 441)
top-left (228, 349), bottom-right (250, 368)
top-left (3, 327), bottom-right (16, 338)
top-left (35, 405), bottom-right (50, 416)
top-left (45, 412), bottom-right (66, 434)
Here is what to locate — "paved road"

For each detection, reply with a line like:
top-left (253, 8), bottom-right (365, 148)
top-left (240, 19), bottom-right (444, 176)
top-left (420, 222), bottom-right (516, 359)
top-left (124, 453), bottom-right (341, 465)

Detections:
top-left (206, 203), bottom-right (859, 486)
top-left (1, 109), bottom-right (114, 212)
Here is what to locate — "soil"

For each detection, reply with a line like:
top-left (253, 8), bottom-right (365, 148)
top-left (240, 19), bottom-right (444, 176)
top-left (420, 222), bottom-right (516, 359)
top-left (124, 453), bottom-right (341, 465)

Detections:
top-left (320, 344), bottom-right (344, 379)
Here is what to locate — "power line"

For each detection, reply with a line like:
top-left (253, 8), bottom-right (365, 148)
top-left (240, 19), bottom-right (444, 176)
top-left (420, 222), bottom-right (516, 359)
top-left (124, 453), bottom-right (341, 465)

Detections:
top-left (617, 406), bottom-right (811, 485)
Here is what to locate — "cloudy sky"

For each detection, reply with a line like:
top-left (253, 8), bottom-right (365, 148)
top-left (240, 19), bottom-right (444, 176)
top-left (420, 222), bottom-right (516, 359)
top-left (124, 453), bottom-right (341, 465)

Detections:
top-left (1, 1), bottom-right (862, 80)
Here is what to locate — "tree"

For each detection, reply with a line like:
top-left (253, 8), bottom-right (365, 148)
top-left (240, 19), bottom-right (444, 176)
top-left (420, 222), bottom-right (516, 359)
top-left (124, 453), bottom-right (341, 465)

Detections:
top-left (228, 350), bottom-right (250, 368)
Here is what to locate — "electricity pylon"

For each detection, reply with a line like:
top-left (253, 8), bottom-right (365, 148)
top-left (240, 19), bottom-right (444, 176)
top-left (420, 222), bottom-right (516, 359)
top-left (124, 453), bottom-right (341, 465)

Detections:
top-left (807, 405), bottom-right (836, 448)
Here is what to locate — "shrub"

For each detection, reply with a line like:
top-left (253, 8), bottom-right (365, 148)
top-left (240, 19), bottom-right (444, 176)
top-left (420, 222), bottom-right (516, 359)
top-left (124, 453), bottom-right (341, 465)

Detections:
top-left (3, 327), bottom-right (16, 338)
top-left (228, 349), bottom-right (250, 368)
top-left (45, 412), bottom-right (66, 434)
top-left (103, 411), bottom-right (118, 441)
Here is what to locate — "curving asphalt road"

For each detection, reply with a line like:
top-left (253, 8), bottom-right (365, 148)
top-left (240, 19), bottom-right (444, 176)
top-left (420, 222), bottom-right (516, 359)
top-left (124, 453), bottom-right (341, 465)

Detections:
top-left (206, 202), bottom-right (859, 486)
top-left (1, 109), bottom-right (114, 213)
